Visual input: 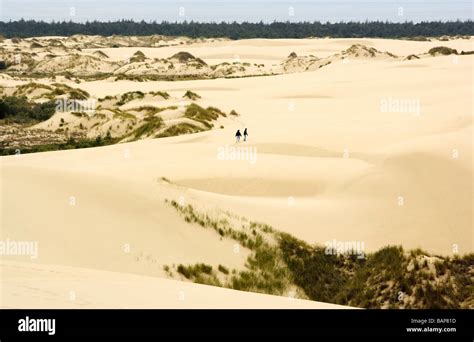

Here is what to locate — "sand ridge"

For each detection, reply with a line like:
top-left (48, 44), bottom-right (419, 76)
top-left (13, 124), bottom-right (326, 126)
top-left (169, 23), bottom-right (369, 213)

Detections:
top-left (1, 37), bottom-right (472, 308)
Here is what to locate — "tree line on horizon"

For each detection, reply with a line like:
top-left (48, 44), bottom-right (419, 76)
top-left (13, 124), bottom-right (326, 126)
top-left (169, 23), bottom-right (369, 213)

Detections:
top-left (0, 20), bottom-right (472, 39)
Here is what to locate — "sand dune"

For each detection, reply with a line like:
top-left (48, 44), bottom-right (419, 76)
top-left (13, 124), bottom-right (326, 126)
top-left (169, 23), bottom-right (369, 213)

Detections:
top-left (1, 37), bottom-right (472, 308)
top-left (0, 165), bottom-right (251, 276)
top-left (2, 36), bottom-right (472, 81)
top-left (86, 37), bottom-right (473, 64)
top-left (1, 261), bottom-right (347, 309)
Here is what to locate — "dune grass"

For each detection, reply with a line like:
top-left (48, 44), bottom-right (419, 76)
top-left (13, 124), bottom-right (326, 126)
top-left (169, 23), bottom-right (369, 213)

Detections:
top-left (177, 263), bottom-right (221, 286)
top-left (13, 82), bottom-right (52, 95)
top-left (428, 46), bottom-right (458, 55)
top-left (130, 50), bottom-right (146, 63)
top-left (184, 103), bottom-right (225, 128)
top-left (130, 105), bottom-right (177, 116)
top-left (177, 263), bottom-right (213, 279)
top-left (149, 91), bottom-right (170, 99)
top-left (218, 265), bottom-right (229, 275)
top-left (132, 115), bottom-right (163, 139)
top-left (112, 111), bottom-right (136, 120)
top-left (183, 90), bottom-right (201, 100)
top-left (155, 123), bottom-right (203, 138)
top-left (50, 83), bottom-right (90, 100)
top-left (1, 86), bottom-right (231, 153)
top-left (164, 199), bottom-right (474, 308)
top-left (12, 82), bottom-right (90, 101)
top-left (116, 91), bottom-right (145, 106)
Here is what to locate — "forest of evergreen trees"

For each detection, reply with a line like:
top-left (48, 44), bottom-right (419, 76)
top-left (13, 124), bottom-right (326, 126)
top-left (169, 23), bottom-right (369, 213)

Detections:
top-left (0, 20), bottom-right (472, 39)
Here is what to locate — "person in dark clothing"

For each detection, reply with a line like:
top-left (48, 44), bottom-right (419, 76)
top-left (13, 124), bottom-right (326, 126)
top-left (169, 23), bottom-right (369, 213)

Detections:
top-left (243, 128), bottom-right (248, 141)
top-left (235, 129), bottom-right (242, 142)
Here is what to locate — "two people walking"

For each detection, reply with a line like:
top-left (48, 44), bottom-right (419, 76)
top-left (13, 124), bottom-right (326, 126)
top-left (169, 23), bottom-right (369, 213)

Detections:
top-left (235, 128), bottom-right (248, 143)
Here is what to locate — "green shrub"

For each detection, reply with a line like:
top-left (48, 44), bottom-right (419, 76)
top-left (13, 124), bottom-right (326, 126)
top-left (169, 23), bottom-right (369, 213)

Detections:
top-left (0, 96), bottom-right (56, 122)
top-left (150, 91), bottom-right (170, 99)
top-left (113, 111), bottom-right (136, 120)
top-left (218, 265), bottom-right (229, 275)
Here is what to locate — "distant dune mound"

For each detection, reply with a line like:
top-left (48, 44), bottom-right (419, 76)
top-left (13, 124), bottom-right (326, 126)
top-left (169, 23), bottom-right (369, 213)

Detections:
top-left (0, 50), bottom-right (35, 72)
top-left (130, 50), bottom-right (147, 63)
top-left (33, 54), bottom-right (118, 75)
top-left (281, 54), bottom-right (321, 72)
top-left (171, 51), bottom-right (207, 65)
top-left (404, 54), bottom-right (420, 60)
top-left (93, 50), bottom-right (109, 59)
top-left (30, 42), bottom-right (44, 49)
top-left (47, 39), bottom-right (67, 47)
top-left (280, 44), bottom-right (400, 74)
top-left (288, 51), bottom-right (298, 59)
top-left (1, 83), bottom-right (232, 148)
top-left (342, 44), bottom-right (397, 59)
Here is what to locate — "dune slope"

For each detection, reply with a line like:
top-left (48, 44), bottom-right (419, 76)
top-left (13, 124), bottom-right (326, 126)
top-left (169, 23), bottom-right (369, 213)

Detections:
top-left (1, 37), bottom-right (472, 308)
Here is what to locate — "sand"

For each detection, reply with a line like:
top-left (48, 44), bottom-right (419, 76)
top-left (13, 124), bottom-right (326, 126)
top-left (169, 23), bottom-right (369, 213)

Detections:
top-left (0, 37), bottom-right (472, 308)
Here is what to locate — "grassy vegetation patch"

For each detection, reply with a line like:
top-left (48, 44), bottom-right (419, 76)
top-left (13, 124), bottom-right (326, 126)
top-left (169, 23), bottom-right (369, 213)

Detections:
top-left (279, 233), bottom-right (349, 303)
top-left (155, 123), bottom-right (203, 138)
top-left (130, 50), bottom-right (146, 63)
top-left (171, 52), bottom-right (207, 65)
top-left (131, 105), bottom-right (177, 115)
top-left (183, 90), bottom-right (201, 100)
top-left (50, 83), bottom-right (90, 100)
top-left (165, 200), bottom-right (294, 296)
top-left (149, 91), bottom-right (170, 99)
top-left (0, 135), bottom-right (118, 155)
top-left (13, 82), bottom-right (52, 95)
top-left (428, 46), bottom-right (458, 55)
top-left (218, 265), bottom-right (229, 275)
top-left (164, 200), bottom-right (474, 308)
top-left (132, 115), bottom-right (163, 139)
top-left (184, 103), bottom-right (224, 128)
top-left (116, 91), bottom-right (145, 105)
top-left (112, 111), bottom-right (136, 120)
top-left (0, 96), bottom-right (56, 123)
top-left (177, 263), bottom-right (221, 286)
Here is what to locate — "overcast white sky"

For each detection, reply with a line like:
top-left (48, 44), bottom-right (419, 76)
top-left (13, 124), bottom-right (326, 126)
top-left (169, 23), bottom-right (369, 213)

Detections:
top-left (0, 0), bottom-right (472, 23)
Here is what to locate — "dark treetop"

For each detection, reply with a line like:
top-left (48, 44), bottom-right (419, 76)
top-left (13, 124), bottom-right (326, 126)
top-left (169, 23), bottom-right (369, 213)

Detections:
top-left (0, 20), bottom-right (473, 39)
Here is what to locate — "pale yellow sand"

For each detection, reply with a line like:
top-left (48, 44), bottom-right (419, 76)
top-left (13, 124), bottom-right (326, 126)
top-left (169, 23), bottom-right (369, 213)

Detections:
top-left (0, 261), bottom-right (347, 308)
top-left (0, 38), bottom-right (472, 308)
